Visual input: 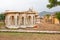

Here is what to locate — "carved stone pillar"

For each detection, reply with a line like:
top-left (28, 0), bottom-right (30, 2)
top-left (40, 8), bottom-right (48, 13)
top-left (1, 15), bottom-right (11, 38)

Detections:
top-left (18, 16), bottom-right (21, 26)
top-left (15, 16), bottom-right (17, 26)
top-left (8, 16), bottom-right (10, 26)
top-left (24, 17), bottom-right (26, 26)
top-left (34, 16), bottom-right (36, 24)
top-left (31, 16), bottom-right (34, 25)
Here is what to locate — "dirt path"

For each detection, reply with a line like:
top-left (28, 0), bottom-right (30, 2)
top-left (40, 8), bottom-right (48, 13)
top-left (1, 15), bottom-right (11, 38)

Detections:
top-left (0, 32), bottom-right (60, 40)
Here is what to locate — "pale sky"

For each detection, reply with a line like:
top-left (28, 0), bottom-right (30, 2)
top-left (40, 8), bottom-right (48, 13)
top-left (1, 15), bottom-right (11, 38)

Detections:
top-left (0, 0), bottom-right (60, 12)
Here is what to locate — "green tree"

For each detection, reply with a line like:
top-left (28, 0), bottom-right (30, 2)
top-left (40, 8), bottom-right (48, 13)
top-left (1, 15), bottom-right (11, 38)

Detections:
top-left (45, 14), bottom-right (50, 18)
top-left (47, 0), bottom-right (60, 8)
top-left (47, 0), bottom-right (60, 24)
top-left (55, 12), bottom-right (60, 23)
top-left (45, 14), bottom-right (50, 22)
top-left (0, 14), bottom-right (5, 21)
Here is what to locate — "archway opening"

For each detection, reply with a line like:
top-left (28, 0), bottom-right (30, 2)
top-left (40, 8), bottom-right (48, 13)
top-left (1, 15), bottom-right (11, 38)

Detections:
top-left (22, 17), bottom-right (24, 25)
top-left (28, 16), bottom-right (31, 25)
top-left (10, 16), bottom-right (15, 25)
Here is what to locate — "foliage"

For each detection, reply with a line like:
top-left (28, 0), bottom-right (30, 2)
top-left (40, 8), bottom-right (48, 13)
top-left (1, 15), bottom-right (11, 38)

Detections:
top-left (0, 14), bottom-right (5, 21)
top-left (47, 4), bottom-right (55, 9)
top-left (49, 0), bottom-right (57, 4)
top-left (55, 12), bottom-right (60, 20)
top-left (47, 0), bottom-right (60, 8)
top-left (45, 14), bottom-right (50, 18)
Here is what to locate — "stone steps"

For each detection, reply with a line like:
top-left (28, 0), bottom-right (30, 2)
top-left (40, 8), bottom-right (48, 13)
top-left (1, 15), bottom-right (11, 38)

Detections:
top-left (0, 29), bottom-right (60, 34)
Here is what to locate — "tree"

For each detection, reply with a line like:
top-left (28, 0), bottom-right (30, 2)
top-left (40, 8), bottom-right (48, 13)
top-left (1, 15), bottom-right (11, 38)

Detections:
top-left (0, 14), bottom-right (5, 21)
top-left (55, 12), bottom-right (60, 23)
top-left (45, 14), bottom-right (50, 18)
top-left (47, 0), bottom-right (60, 24)
top-left (47, 0), bottom-right (60, 8)
top-left (45, 14), bottom-right (50, 22)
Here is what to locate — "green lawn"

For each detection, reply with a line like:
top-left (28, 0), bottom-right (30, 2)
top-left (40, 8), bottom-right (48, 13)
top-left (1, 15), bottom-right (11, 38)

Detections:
top-left (0, 32), bottom-right (60, 40)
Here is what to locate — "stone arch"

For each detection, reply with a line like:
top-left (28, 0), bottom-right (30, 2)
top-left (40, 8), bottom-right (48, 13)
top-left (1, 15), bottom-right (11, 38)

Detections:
top-left (21, 17), bottom-right (24, 25)
top-left (10, 16), bottom-right (15, 25)
top-left (28, 16), bottom-right (31, 25)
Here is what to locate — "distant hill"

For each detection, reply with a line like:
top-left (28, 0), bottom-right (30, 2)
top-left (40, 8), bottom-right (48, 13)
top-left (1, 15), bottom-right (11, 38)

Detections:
top-left (39, 11), bottom-right (54, 17)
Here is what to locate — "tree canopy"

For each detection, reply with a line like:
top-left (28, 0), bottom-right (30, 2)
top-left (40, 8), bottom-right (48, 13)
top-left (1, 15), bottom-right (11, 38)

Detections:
top-left (47, 0), bottom-right (60, 8)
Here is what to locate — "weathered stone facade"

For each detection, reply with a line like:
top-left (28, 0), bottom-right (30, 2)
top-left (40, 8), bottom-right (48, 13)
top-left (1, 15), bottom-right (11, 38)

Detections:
top-left (4, 9), bottom-right (40, 28)
top-left (44, 14), bottom-right (60, 24)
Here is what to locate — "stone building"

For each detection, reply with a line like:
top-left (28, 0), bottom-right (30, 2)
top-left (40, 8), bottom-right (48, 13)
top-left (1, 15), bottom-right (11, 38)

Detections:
top-left (44, 14), bottom-right (60, 24)
top-left (51, 15), bottom-right (59, 24)
top-left (43, 15), bottom-right (52, 23)
top-left (4, 9), bottom-right (40, 29)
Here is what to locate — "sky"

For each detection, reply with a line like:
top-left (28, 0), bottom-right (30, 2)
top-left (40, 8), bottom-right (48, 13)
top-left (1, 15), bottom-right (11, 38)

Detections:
top-left (0, 0), bottom-right (60, 12)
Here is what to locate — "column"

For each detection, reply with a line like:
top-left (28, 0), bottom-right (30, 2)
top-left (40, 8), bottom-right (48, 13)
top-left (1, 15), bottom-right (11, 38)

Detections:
top-left (33, 16), bottom-right (35, 24)
top-left (5, 16), bottom-right (10, 27)
top-left (32, 16), bottom-right (36, 25)
top-left (15, 16), bottom-right (17, 26)
top-left (17, 16), bottom-right (20, 26)
top-left (31, 16), bottom-right (33, 25)
top-left (24, 17), bottom-right (26, 26)
top-left (24, 14), bottom-right (26, 26)
top-left (8, 16), bottom-right (10, 26)
top-left (18, 16), bottom-right (21, 26)
top-left (5, 16), bottom-right (7, 25)
top-left (26, 16), bottom-right (28, 26)
top-left (34, 16), bottom-right (36, 24)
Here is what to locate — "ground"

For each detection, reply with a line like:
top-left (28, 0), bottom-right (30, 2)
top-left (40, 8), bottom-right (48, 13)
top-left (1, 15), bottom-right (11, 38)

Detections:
top-left (0, 20), bottom-right (60, 40)
top-left (0, 32), bottom-right (60, 40)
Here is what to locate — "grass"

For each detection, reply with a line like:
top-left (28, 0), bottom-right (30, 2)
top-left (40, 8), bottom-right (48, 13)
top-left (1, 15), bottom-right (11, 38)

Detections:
top-left (0, 22), bottom-right (4, 26)
top-left (0, 22), bottom-right (5, 27)
top-left (0, 32), bottom-right (60, 40)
